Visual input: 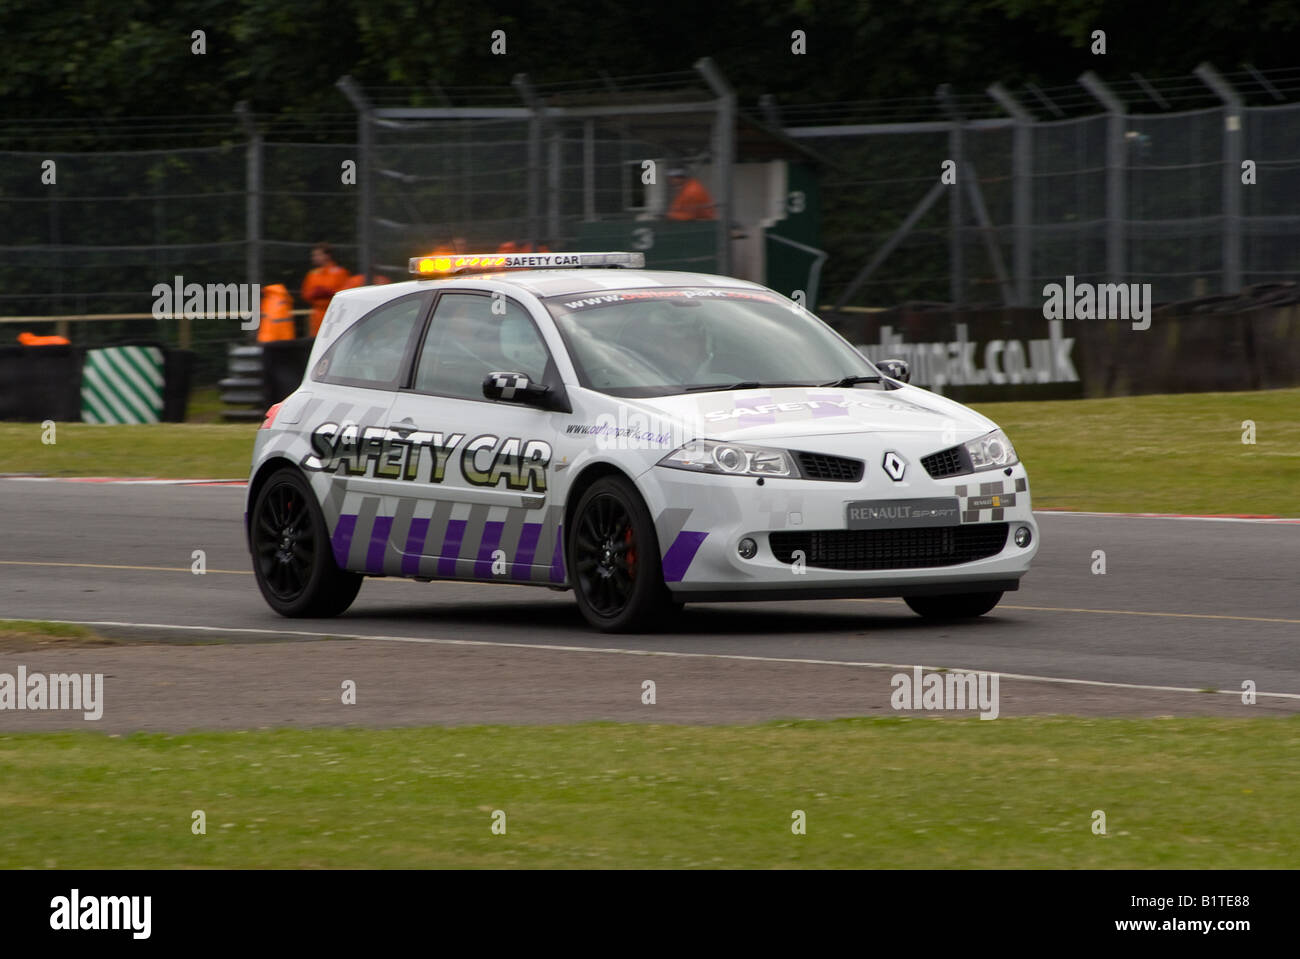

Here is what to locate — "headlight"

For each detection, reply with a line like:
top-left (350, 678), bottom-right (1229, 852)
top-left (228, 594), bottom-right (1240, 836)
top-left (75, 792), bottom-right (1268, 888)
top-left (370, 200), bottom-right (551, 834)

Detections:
top-left (965, 429), bottom-right (1018, 471)
top-left (658, 440), bottom-right (801, 478)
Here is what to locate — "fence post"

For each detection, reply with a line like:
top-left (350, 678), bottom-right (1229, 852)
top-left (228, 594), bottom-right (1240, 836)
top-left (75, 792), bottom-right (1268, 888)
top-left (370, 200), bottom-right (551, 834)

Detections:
top-left (49, 156), bottom-right (64, 324)
top-left (235, 102), bottom-right (261, 299)
top-left (1079, 72), bottom-right (1126, 287)
top-left (336, 76), bottom-right (373, 283)
top-left (548, 130), bottom-right (561, 246)
top-left (988, 84), bottom-right (1034, 306)
top-left (1195, 63), bottom-right (1243, 293)
top-left (583, 119), bottom-right (596, 222)
top-left (512, 74), bottom-right (546, 250)
top-left (696, 57), bottom-right (735, 276)
top-left (937, 86), bottom-right (966, 306)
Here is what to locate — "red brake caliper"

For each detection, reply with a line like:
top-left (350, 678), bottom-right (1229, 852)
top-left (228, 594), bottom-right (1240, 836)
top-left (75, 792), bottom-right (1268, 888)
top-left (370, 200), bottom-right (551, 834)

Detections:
top-left (624, 527), bottom-right (636, 574)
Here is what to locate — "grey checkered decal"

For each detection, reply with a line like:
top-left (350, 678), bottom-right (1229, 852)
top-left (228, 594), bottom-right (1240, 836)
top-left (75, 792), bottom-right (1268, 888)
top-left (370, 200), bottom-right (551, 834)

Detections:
top-left (955, 479), bottom-right (1016, 523)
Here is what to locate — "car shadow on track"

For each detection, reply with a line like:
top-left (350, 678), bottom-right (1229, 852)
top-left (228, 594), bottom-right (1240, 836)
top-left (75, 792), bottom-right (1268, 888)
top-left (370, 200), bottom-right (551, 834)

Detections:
top-left (337, 598), bottom-right (1023, 638)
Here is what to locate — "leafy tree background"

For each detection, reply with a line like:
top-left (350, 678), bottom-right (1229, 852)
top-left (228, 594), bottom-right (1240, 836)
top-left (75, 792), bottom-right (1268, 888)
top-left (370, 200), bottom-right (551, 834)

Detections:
top-left (2, 0), bottom-right (1294, 131)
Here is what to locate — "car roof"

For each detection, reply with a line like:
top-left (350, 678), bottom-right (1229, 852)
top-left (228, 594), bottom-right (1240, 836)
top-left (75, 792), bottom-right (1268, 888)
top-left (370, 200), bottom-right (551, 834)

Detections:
top-left (358, 269), bottom-right (771, 301)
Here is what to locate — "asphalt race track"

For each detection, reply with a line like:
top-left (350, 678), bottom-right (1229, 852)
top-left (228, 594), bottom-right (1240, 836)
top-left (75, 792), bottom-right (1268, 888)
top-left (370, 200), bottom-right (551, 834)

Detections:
top-left (0, 479), bottom-right (1297, 729)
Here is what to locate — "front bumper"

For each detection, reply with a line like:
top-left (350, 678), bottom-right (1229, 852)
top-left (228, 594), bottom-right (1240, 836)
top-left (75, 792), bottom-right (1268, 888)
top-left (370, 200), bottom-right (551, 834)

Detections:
top-left (639, 454), bottom-right (1038, 598)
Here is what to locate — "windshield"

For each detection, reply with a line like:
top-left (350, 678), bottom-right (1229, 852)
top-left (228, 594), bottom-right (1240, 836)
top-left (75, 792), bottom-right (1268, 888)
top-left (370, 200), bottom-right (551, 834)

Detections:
top-left (544, 287), bottom-right (879, 397)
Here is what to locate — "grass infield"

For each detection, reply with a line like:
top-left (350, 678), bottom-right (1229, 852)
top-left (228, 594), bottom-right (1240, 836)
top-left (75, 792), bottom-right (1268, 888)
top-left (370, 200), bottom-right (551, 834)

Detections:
top-left (972, 388), bottom-right (1299, 515)
top-left (0, 718), bottom-right (1295, 869)
top-left (0, 387), bottom-right (1294, 512)
top-left (0, 622), bottom-right (121, 654)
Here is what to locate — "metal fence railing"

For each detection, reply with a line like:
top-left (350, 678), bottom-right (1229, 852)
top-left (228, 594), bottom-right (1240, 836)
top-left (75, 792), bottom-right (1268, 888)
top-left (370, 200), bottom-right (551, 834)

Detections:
top-left (0, 140), bottom-right (358, 382)
top-left (3, 65), bottom-right (1298, 386)
top-left (784, 69), bottom-right (1300, 309)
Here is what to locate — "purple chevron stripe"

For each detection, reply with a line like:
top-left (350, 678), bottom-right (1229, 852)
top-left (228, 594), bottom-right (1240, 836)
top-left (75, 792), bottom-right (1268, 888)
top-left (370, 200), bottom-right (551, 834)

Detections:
top-left (401, 517), bottom-right (430, 576)
top-left (331, 514), bottom-right (357, 568)
top-left (474, 521), bottom-right (506, 577)
top-left (437, 519), bottom-right (467, 577)
top-left (662, 530), bottom-right (708, 582)
top-left (366, 515), bottom-right (393, 574)
top-left (511, 522), bottom-right (541, 579)
top-left (549, 524), bottom-right (565, 582)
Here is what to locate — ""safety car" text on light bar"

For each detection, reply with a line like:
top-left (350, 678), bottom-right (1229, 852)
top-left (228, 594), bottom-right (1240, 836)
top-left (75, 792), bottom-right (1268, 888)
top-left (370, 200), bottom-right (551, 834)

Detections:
top-left (409, 251), bottom-right (645, 275)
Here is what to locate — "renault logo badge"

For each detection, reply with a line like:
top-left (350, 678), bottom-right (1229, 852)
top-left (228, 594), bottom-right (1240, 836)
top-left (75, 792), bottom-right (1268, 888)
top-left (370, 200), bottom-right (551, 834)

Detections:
top-left (882, 451), bottom-right (906, 481)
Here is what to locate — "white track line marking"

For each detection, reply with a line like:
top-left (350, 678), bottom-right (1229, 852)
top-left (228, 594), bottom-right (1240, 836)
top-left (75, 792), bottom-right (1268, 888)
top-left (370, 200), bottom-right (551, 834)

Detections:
top-left (0, 476), bottom-right (247, 486)
top-left (0, 560), bottom-right (250, 575)
top-left (1039, 510), bottom-right (1299, 523)
top-left (851, 598), bottom-right (1300, 625)
top-left (2, 560), bottom-right (1296, 623)
top-left (8, 617), bottom-right (1298, 703)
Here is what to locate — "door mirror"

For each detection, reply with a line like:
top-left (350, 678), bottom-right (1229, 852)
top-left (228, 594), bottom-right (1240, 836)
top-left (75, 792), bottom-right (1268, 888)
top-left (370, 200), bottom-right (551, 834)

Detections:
top-left (877, 358), bottom-right (910, 383)
top-left (482, 371), bottom-right (558, 409)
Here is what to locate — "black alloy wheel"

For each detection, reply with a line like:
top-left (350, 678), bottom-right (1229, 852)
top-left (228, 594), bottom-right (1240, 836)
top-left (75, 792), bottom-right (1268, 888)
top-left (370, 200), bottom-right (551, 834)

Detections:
top-left (569, 475), bottom-right (674, 632)
top-left (251, 468), bottom-right (362, 617)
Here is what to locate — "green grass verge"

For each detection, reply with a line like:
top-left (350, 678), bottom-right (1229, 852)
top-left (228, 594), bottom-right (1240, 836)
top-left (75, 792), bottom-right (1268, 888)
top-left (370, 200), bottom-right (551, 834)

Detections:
top-left (0, 621), bottom-right (115, 647)
top-left (1, 718), bottom-right (1295, 868)
top-left (183, 386), bottom-right (228, 424)
top-left (0, 387), bottom-right (1294, 512)
top-left (0, 422), bottom-right (254, 479)
top-left (971, 387), bottom-right (1299, 514)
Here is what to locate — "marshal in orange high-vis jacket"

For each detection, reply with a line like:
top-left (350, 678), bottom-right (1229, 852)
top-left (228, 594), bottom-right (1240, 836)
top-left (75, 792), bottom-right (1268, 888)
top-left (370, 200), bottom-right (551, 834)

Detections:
top-left (665, 176), bottom-right (717, 221)
top-left (301, 246), bottom-right (351, 336)
top-left (257, 284), bottom-right (295, 342)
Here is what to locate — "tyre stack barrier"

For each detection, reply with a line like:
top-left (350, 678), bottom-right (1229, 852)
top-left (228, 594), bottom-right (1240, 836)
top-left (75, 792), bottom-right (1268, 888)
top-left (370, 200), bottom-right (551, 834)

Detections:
top-left (260, 338), bottom-right (314, 410)
top-left (219, 344), bottom-right (265, 422)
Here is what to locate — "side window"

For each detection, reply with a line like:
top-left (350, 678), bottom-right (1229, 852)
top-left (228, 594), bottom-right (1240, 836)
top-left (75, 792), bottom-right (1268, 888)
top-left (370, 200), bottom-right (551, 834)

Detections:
top-left (315, 294), bottom-right (427, 388)
top-left (414, 293), bottom-right (551, 400)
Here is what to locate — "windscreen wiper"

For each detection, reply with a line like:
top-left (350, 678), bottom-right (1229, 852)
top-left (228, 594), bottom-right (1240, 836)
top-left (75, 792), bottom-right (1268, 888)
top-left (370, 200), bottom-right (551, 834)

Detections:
top-left (819, 374), bottom-right (882, 387)
top-left (683, 380), bottom-right (815, 392)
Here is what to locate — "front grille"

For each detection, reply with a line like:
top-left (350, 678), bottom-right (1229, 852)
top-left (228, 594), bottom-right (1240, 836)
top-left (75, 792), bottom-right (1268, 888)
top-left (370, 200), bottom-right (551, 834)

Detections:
top-left (794, 451), bottom-right (864, 482)
top-left (921, 445), bottom-right (970, 478)
top-left (770, 524), bottom-right (1008, 570)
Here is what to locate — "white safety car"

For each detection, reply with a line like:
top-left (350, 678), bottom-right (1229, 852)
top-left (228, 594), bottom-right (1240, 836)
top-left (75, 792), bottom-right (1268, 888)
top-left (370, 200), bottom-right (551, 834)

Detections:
top-left (246, 251), bottom-right (1038, 631)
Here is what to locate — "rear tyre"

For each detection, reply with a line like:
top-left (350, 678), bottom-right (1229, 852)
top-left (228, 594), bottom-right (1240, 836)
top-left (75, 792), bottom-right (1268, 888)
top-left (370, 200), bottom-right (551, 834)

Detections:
top-left (568, 475), bottom-right (672, 632)
top-left (251, 468), bottom-right (362, 617)
top-left (904, 591), bottom-right (1003, 620)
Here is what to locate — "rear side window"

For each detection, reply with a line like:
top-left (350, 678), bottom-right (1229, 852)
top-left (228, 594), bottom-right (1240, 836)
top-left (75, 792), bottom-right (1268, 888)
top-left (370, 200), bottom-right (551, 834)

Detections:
top-left (314, 294), bottom-right (428, 389)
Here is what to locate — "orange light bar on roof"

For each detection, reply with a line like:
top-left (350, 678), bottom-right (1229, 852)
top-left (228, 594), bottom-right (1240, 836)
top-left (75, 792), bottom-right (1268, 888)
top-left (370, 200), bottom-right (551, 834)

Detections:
top-left (409, 251), bottom-right (645, 276)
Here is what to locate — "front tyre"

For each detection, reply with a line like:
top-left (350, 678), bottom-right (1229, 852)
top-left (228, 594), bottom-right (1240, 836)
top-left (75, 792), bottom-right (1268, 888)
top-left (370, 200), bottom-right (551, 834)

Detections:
top-left (569, 475), bottom-right (672, 633)
top-left (904, 591), bottom-right (1003, 620)
top-left (250, 468), bottom-right (362, 617)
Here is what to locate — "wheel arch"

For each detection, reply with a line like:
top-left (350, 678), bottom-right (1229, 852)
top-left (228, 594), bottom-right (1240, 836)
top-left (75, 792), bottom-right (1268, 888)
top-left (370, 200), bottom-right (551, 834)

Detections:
top-left (562, 460), bottom-right (671, 561)
top-left (245, 456), bottom-right (305, 546)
